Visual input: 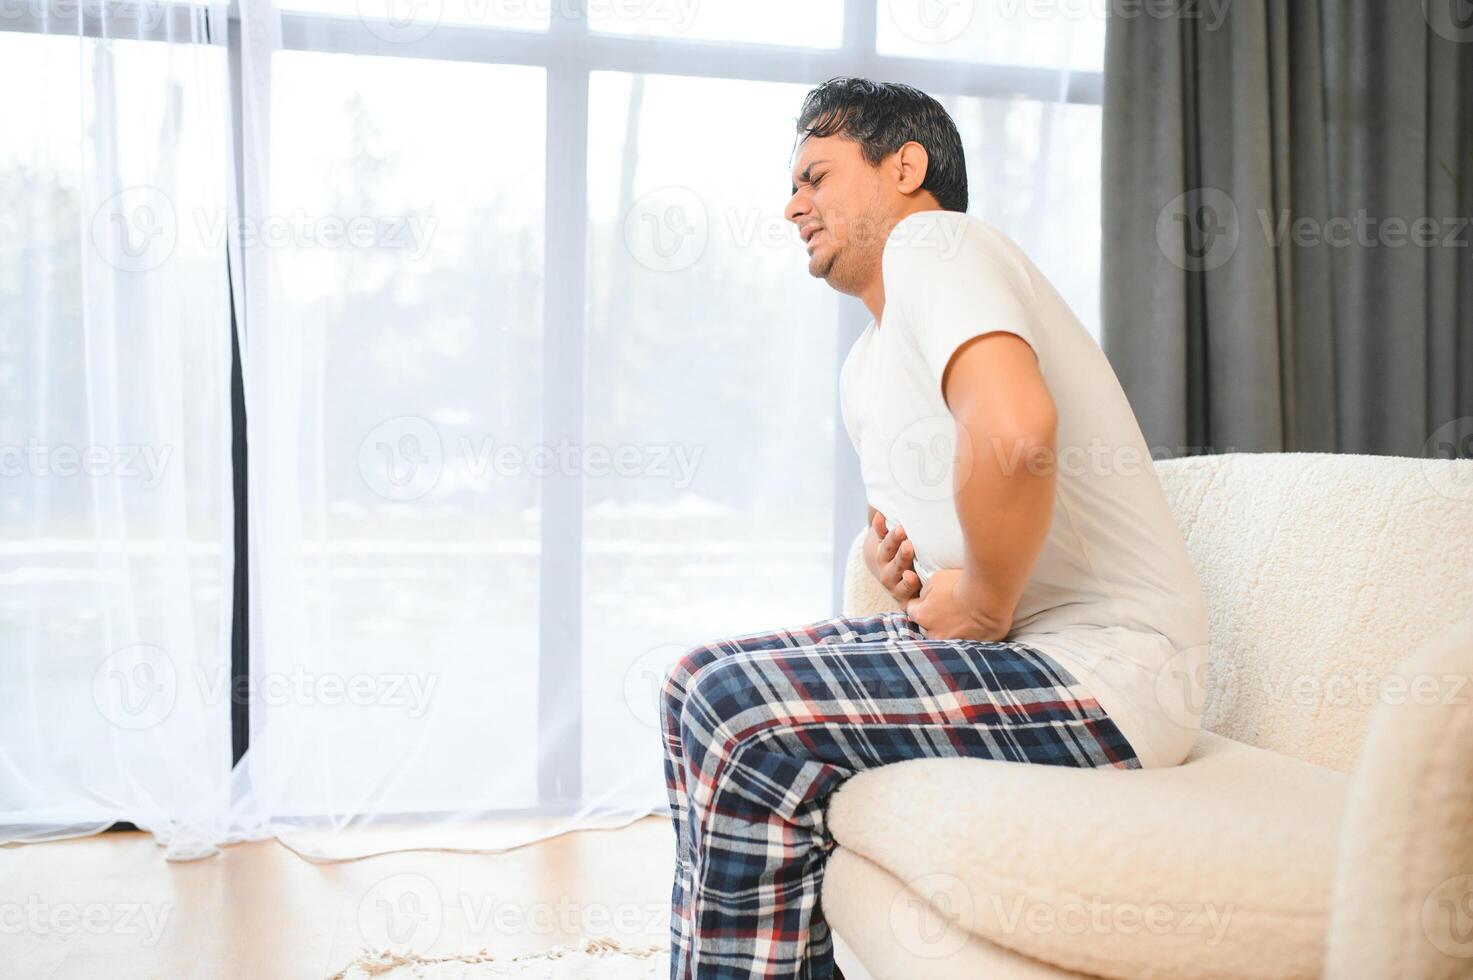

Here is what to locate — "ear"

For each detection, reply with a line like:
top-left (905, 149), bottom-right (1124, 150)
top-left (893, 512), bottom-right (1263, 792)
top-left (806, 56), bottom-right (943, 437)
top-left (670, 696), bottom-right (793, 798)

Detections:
top-left (894, 140), bottom-right (931, 195)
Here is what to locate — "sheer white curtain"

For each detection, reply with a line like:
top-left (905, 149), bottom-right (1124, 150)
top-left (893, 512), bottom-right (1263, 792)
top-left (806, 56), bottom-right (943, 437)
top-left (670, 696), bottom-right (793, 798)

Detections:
top-left (2, 0), bottom-right (1107, 863)
top-left (224, 0), bottom-right (1108, 861)
top-left (0, 3), bottom-right (237, 859)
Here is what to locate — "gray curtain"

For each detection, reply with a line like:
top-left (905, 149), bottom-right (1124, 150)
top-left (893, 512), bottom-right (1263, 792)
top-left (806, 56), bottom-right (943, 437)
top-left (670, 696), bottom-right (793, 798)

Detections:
top-left (1102, 0), bottom-right (1472, 457)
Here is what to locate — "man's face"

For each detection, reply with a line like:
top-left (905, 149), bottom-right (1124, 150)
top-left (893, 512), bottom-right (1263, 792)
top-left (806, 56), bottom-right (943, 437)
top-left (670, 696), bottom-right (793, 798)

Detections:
top-left (784, 134), bottom-right (891, 297)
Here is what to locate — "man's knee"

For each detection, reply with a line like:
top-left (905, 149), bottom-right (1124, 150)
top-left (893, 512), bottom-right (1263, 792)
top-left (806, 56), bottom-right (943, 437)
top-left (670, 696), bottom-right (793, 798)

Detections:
top-left (680, 654), bottom-right (772, 742)
top-left (660, 641), bottom-right (722, 737)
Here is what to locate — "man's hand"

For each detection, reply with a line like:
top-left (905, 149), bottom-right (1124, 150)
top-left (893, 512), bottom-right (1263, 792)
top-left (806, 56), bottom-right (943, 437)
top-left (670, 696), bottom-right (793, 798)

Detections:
top-left (903, 568), bottom-right (1011, 642)
top-left (864, 508), bottom-right (921, 606)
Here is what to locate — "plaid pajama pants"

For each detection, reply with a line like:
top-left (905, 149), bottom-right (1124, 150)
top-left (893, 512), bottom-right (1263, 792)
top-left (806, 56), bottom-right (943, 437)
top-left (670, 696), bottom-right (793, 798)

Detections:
top-left (659, 609), bottom-right (1140, 980)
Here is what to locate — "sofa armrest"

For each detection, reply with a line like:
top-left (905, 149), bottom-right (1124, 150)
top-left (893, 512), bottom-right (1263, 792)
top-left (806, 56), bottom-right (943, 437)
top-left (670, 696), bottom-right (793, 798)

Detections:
top-left (1325, 621), bottom-right (1473, 979)
top-left (841, 527), bottom-right (904, 619)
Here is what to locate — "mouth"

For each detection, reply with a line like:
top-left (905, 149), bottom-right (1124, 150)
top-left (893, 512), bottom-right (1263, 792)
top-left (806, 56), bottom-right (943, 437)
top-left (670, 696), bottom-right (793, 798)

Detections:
top-left (805, 228), bottom-right (825, 251)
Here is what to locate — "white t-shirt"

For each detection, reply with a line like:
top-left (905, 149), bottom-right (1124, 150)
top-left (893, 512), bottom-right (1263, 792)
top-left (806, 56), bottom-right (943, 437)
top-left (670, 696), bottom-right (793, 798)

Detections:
top-left (839, 209), bottom-right (1209, 769)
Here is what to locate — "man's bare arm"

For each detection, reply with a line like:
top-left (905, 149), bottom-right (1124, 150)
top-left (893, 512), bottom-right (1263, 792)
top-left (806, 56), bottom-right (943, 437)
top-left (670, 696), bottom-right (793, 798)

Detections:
top-left (941, 331), bottom-right (1058, 636)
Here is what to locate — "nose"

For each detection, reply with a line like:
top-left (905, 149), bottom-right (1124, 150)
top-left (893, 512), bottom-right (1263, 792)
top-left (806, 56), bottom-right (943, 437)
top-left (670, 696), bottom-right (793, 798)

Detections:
top-left (784, 188), bottom-right (809, 226)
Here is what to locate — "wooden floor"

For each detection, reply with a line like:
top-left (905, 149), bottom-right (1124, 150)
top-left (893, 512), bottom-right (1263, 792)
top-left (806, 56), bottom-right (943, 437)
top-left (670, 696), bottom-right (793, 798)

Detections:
top-left (0, 814), bottom-right (676, 980)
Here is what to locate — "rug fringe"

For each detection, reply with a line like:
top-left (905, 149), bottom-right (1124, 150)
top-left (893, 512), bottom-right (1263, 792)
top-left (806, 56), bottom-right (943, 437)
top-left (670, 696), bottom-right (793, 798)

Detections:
top-left (330, 936), bottom-right (671, 979)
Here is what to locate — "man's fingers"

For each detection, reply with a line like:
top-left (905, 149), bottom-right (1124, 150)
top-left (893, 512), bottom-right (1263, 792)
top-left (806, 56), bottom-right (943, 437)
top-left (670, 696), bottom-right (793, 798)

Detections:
top-left (871, 511), bottom-right (888, 538)
top-left (884, 538), bottom-right (914, 571)
top-left (878, 524), bottom-right (908, 564)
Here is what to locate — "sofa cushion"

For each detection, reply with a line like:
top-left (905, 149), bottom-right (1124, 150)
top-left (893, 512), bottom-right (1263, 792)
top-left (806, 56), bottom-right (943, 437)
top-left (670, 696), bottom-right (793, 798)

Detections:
top-left (825, 847), bottom-right (1090, 980)
top-left (824, 732), bottom-right (1346, 980)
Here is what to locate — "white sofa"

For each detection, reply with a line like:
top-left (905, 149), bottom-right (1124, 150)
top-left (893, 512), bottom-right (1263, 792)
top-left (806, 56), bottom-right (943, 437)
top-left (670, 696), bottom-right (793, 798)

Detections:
top-left (824, 451), bottom-right (1473, 980)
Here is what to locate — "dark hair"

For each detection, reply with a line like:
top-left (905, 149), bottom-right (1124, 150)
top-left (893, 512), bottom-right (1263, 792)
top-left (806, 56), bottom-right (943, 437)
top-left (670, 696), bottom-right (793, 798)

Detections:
top-left (795, 77), bottom-right (968, 213)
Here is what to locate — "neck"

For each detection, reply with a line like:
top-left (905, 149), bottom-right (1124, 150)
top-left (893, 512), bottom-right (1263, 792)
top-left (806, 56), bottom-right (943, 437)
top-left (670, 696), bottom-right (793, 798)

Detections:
top-left (858, 202), bottom-right (943, 324)
top-left (860, 277), bottom-right (884, 324)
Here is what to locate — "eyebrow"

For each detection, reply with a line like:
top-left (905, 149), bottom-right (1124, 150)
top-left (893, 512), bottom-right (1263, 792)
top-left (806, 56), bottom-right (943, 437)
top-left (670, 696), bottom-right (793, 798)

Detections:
top-left (790, 159), bottom-right (828, 197)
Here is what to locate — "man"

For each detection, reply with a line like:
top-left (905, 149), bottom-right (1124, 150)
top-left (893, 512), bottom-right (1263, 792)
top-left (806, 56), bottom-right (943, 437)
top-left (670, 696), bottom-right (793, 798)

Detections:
top-left (660, 77), bottom-right (1209, 980)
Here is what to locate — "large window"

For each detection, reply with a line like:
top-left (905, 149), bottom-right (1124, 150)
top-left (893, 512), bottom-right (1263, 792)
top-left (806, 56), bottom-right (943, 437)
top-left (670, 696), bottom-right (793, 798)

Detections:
top-left (0, 0), bottom-right (1106, 833)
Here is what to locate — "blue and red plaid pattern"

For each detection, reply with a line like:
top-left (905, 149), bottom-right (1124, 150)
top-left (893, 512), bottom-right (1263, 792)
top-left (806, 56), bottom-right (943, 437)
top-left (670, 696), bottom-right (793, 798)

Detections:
top-left (660, 609), bottom-right (1139, 980)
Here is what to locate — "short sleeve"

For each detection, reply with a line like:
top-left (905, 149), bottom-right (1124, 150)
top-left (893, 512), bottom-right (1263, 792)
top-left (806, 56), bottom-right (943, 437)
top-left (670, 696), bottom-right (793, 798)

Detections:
top-left (881, 212), bottom-right (1045, 399)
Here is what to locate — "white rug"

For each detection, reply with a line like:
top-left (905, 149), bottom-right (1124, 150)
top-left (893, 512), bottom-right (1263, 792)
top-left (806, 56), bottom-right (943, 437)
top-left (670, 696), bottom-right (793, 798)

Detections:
top-left (330, 938), bottom-right (671, 979)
